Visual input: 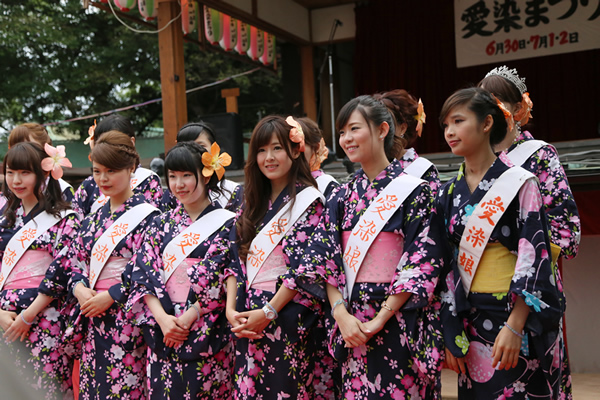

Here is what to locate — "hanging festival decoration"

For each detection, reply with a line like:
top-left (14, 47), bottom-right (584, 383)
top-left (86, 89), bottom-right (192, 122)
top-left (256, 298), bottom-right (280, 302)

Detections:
top-left (219, 14), bottom-right (238, 52)
top-left (260, 32), bottom-right (276, 66)
top-left (203, 6), bottom-right (223, 45)
top-left (113, 0), bottom-right (136, 12)
top-left (138, 0), bottom-right (157, 21)
top-left (235, 20), bottom-right (250, 55)
top-left (181, 0), bottom-right (199, 35)
top-left (247, 26), bottom-right (264, 61)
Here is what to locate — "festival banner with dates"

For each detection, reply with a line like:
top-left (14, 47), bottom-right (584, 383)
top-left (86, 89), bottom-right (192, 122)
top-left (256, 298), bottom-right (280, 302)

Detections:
top-left (454, 0), bottom-right (600, 68)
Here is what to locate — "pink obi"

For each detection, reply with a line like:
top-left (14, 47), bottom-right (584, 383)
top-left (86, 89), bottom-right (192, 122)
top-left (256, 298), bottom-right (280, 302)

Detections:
top-left (250, 246), bottom-right (287, 293)
top-left (4, 250), bottom-right (53, 290)
top-left (165, 258), bottom-right (195, 304)
top-left (341, 231), bottom-right (403, 283)
top-left (95, 257), bottom-right (127, 292)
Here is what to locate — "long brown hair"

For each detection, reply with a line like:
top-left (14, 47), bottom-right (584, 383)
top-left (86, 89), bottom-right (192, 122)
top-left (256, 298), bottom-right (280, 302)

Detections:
top-left (237, 116), bottom-right (316, 261)
top-left (2, 142), bottom-right (69, 227)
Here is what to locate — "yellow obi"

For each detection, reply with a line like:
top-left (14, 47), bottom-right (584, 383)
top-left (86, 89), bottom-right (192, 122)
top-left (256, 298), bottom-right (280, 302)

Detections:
top-left (550, 243), bottom-right (561, 266)
top-left (470, 243), bottom-right (516, 293)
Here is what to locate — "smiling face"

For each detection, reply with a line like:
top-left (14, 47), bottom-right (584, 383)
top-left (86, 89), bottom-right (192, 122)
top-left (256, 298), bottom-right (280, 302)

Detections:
top-left (442, 104), bottom-right (491, 158)
top-left (5, 167), bottom-right (37, 204)
top-left (256, 133), bottom-right (295, 189)
top-left (168, 169), bottom-right (207, 207)
top-left (92, 162), bottom-right (133, 198)
top-left (338, 110), bottom-right (382, 164)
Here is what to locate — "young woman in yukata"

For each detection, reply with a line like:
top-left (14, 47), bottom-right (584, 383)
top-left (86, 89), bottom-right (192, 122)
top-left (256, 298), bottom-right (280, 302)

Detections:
top-left (0, 142), bottom-right (79, 399)
top-left (159, 121), bottom-right (243, 213)
top-left (479, 66), bottom-right (579, 398)
top-left (127, 141), bottom-right (235, 399)
top-left (374, 89), bottom-right (441, 194)
top-left (73, 114), bottom-right (163, 216)
top-left (437, 87), bottom-right (565, 399)
top-left (68, 131), bottom-right (160, 399)
top-left (210, 115), bottom-right (324, 399)
top-left (300, 95), bottom-right (447, 399)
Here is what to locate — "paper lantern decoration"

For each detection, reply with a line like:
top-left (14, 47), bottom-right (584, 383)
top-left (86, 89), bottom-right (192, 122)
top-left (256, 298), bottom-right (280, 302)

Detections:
top-left (113, 0), bottom-right (136, 12)
top-left (236, 20), bottom-right (250, 55)
top-left (181, 0), bottom-right (199, 35)
top-left (203, 6), bottom-right (223, 45)
top-left (219, 14), bottom-right (238, 51)
top-left (138, 0), bottom-right (157, 21)
top-left (247, 26), bottom-right (264, 61)
top-left (260, 32), bottom-right (276, 65)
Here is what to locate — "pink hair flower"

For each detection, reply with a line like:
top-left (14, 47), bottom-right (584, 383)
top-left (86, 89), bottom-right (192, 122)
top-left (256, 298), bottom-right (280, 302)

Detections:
top-left (41, 143), bottom-right (72, 180)
top-left (285, 116), bottom-right (305, 152)
top-left (414, 99), bottom-right (426, 137)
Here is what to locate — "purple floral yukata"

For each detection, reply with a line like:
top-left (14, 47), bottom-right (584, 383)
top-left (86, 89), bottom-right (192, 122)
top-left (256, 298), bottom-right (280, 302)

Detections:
top-left (65, 194), bottom-right (159, 400)
top-left (127, 203), bottom-right (234, 399)
top-left (437, 154), bottom-right (566, 400)
top-left (72, 167), bottom-right (162, 216)
top-left (0, 203), bottom-right (80, 399)
top-left (301, 159), bottom-right (446, 400)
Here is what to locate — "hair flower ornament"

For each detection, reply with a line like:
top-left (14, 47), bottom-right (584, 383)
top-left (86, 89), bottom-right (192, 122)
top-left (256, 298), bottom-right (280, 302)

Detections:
top-left (285, 116), bottom-right (305, 152)
top-left (514, 92), bottom-right (533, 125)
top-left (84, 119), bottom-right (97, 146)
top-left (41, 143), bottom-right (73, 180)
top-left (414, 99), bottom-right (426, 137)
top-left (202, 142), bottom-right (232, 181)
top-left (491, 94), bottom-right (515, 132)
top-left (312, 138), bottom-right (329, 171)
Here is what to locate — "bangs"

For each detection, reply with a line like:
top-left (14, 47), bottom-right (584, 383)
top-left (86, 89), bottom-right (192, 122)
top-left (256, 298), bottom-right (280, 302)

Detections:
top-left (5, 143), bottom-right (40, 172)
top-left (165, 145), bottom-right (201, 173)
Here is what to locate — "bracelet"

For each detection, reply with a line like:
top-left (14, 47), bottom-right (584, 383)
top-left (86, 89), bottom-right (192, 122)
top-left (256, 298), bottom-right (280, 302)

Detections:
top-left (20, 312), bottom-right (33, 326)
top-left (190, 303), bottom-right (201, 321)
top-left (331, 298), bottom-right (348, 317)
top-left (381, 301), bottom-right (395, 313)
top-left (504, 322), bottom-right (524, 339)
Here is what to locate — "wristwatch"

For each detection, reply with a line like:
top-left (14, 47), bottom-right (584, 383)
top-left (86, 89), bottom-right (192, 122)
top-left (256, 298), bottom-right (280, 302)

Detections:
top-left (262, 303), bottom-right (278, 320)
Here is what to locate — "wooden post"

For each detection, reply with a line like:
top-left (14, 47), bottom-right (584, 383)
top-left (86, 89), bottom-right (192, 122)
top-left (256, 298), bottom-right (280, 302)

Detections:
top-left (221, 88), bottom-right (240, 113)
top-left (300, 45), bottom-right (317, 121)
top-left (158, 0), bottom-right (187, 153)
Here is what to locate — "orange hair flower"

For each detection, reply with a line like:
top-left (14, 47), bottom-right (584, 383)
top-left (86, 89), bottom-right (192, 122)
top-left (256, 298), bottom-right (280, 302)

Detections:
top-left (414, 99), bottom-right (426, 137)
top-left (311, 138), bottom-right (329, 171)
top-left (514, 92), bottom-right (533, 125)
top-left (491, 94), bottom-right (515, 132)
top-left (202, 142), bottom-right (232, 181)
top-left (285, 116), bottom-right (305, 152)
top-left (84, 119), bottom-right (97, 146)
top-left (41, 143), bottom-right (73, 180)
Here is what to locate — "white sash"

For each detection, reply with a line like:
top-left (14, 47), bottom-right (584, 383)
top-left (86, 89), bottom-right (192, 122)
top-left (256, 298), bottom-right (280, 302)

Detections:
top-left (210, 179), bottom-right (240, 208)
top-left (316, 174), bottom-right (338, 194)
top-left (58, 178), bottom-right (72, 193)
top-left (89, 203), bottom-right (158, 289)
top-left (506, 140), bottom-right (548, 167)
top-left (458, 167), bottom-right (536, 294)
top-left (246, 187), bottom-right (324, 286)
top-left (161, 208), bottom-right (235, 283)
top-left (91, 167), bottom-right (157, 213)
top-left (403, 157), bottom-right (433, 179)
top-left (342, 174), bottom-right (424, 299)
top-left (0, 209), bottom-right (75, 291)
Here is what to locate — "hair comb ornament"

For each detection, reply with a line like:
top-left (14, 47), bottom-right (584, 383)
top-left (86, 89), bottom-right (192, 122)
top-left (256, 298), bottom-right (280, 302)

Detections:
top-left (42, 143), bottom-right (73, 180)
top-left (285, 116), bottom-right (305, 152)
top-left (202, 142), bottom-right (232, 181)
top-left (414, 99), bottom-right (426, 137)
top-left (485, 65), bottom-right (527, 95)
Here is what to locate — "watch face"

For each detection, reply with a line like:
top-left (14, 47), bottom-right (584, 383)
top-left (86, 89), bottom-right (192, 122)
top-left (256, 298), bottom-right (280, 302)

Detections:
top-left (262, 305), bottom-right (276, 320)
